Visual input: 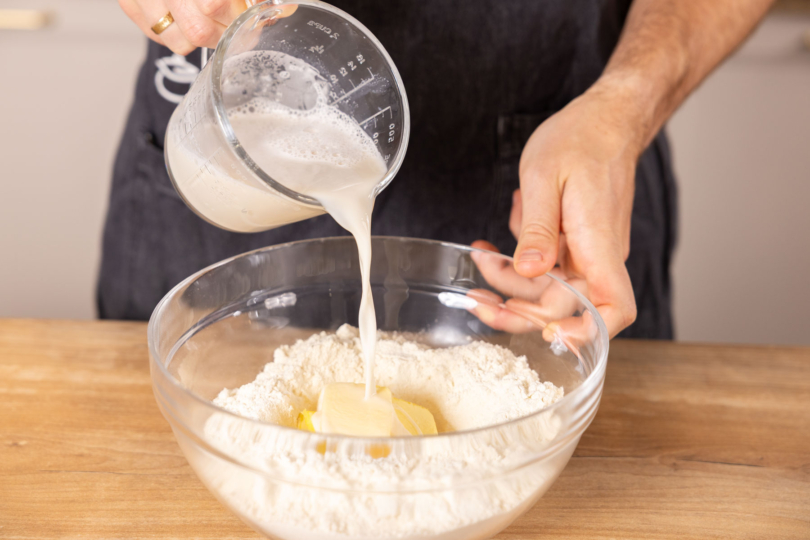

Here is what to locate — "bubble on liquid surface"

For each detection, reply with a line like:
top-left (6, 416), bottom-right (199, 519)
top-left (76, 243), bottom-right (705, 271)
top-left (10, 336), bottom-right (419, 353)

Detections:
top-left (221, 50), bottom-right (329, 112)
top-left (221, 49), bottom-right (388, 198)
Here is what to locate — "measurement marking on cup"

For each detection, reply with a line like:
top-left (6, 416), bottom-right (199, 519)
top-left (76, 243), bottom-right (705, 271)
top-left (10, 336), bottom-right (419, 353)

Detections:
top-left (328, 69), bottom-right (376, 106)
top-left (359, 106), bottom-right (392, 127)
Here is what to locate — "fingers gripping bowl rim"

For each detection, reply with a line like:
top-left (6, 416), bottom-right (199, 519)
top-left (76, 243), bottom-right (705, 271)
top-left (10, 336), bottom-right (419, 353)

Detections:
top-left (148, 236), bottom-right (608, 538)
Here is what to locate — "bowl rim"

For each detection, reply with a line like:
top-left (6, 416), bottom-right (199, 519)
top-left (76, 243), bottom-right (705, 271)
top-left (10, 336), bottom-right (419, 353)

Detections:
top-left (148, 235), bottom-right (609, 442)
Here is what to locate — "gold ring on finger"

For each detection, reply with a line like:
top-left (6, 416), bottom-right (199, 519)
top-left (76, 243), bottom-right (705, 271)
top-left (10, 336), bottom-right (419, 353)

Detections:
top-left (151, 12), bottom-right (174, 35)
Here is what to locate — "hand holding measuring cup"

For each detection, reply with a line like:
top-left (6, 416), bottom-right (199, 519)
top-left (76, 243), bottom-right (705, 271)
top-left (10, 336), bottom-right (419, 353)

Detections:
top-left (118, 0), bottom-right (297, 55)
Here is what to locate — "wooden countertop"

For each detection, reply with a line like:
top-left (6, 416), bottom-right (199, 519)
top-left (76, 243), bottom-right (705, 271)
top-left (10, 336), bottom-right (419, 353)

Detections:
top-left (1, 319), bottom-right (809, 539)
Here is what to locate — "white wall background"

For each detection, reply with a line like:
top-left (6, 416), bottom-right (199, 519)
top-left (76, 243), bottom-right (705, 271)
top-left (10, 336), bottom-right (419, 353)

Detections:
top-left (0, 0), bottom-right (143, 319)
top-left (0, 4), bottom-right (807, 344)
top-left (668, 12), bottom-right (810, 345)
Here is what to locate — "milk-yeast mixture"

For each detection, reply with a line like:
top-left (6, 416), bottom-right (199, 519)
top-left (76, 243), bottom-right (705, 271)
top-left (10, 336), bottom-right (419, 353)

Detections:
top-left (205, 325), bottom-right (564, 539)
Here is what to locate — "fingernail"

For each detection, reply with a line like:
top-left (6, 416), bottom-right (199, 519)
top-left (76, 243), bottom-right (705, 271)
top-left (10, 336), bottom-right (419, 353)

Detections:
top-left (477, 306), bottom-right (496, 325)
top-left (516, 250), bottom-right (545, 276)
top-left (542, 322), bottom-right (560, 343)
top-left (519, 249), bottom-right (543, 262)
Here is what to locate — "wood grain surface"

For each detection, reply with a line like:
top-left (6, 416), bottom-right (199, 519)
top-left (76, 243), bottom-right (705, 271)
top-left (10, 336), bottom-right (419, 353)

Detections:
top-left (1, 319), bottom-right (809, 539)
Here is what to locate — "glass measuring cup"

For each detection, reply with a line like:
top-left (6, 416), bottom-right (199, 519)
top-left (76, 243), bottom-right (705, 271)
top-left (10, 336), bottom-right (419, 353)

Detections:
top-left (165, 0), bottom-right (410, 233)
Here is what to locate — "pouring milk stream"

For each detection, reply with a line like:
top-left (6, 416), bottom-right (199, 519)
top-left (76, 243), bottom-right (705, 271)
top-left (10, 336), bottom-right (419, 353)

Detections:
top-left (226, 95), bottom-right (386, 400)
top-left (166, 40), bottom-right (406, 423)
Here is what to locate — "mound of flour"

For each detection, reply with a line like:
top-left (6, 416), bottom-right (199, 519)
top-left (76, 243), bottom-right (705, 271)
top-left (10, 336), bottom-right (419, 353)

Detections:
top-left (203, 325), bottom-right (566, 540)
top-left (213, 324), bottom-right (562, 432)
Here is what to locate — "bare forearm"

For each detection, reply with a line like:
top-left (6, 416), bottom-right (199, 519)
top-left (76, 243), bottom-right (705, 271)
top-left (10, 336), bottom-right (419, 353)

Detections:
top-left (592, 0), bottom-right (775, 152)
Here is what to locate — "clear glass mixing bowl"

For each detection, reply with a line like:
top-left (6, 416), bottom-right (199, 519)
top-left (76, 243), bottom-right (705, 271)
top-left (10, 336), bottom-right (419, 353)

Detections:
top-left (148, 236), bottom-right (608, 540)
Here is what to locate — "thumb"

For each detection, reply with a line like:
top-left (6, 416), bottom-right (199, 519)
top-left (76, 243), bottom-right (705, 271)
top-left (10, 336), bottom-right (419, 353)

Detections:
top-left (514, 172), bottom-right (561, 278)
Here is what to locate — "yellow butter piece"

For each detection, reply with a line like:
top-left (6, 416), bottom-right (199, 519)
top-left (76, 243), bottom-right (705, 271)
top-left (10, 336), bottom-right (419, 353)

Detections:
top-left (296, 384), bottom-right (438, 440)
top-left (315, 383), bottom-right (395, 437)
top-left (297, 412), bottom-right (331, 455)
top-left (393, 398), bottom-right (438, 435)
top-left (297, 410), bottom-right (316, 432)
top-left (367, 443), bottom-right (392, 459)
top-left (299, 412), bottom-right (390, 457)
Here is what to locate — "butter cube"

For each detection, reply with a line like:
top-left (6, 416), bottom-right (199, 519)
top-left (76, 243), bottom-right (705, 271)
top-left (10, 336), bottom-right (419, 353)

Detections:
top-left (311, 383), bottom-right (396, 437)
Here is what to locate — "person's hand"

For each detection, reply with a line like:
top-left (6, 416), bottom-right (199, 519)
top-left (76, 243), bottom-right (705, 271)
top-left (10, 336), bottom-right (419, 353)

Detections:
top-left (119, 0), bottom-right (297, 56)
top-left (504, 79), bottom-right (647, 338)
top-left (467, 241), bottom-right (597, 353)
top-left (119, 0), bottom-right (247, 55)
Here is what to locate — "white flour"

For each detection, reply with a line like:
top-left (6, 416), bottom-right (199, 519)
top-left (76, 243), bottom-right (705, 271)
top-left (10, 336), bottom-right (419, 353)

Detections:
top-left (214, 324), bottom-right (562, 432)
top-left (201, 326), bottom-right (566, 539)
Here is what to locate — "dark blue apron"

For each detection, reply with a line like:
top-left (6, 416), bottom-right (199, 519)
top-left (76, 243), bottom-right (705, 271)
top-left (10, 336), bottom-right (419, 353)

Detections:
top-left (98, 0), bottom-right (677, 339)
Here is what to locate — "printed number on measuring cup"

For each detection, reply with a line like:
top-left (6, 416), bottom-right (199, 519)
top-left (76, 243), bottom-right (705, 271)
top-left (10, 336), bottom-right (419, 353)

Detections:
top-left (373, 132), bottom-right (380, 145)
top-left (339, 67), bottom-right (348, 77)
top-left (388, 124), bottom-right (396, 143)
top-left (356, 54), bottom-right (365, 64)
top-left (347, 61), bottom-right (356, 71)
